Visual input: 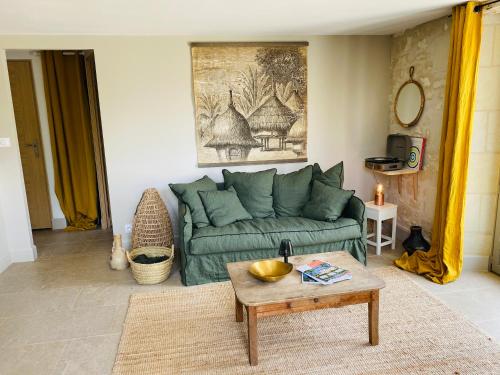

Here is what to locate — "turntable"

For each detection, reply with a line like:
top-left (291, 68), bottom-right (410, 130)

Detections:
top-left (365, 134), bottom-right (411, 171)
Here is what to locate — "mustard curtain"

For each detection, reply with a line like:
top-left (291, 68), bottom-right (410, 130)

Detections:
top-left (41, 51), bottom-right (98, 231)
top-left (394, 2), bottom-right (483, 284)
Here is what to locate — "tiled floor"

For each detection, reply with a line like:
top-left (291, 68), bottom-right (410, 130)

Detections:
top-left (0, 229), bottom-right (498, 374)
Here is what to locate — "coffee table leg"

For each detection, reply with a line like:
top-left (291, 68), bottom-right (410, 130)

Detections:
top-left (368, 290), bottom-right (379, 345)
top-left (247, 306), bottom-right (258, 365)
top-left (235, 295), bottom-right (243, 322)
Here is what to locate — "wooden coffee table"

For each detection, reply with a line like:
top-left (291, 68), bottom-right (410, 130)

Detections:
top-left (227, 251), bottom-right (385, 366)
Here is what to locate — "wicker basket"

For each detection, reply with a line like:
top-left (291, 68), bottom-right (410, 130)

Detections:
top-left (127, 246), bottom-right (174, 285)
top-left (132, 188), bottom-right (173, 249)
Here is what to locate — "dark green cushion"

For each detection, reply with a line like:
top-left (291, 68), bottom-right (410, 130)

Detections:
top-left (302, 180), bottom-right (354, 222)
top-left (169, 176), bottom-right (217, 228)
top-left (190, 216), bottom-right (361, 255)
top-left (273, 165), bottom-right (312, 217)
top-left (312, 161), bottom-right (344, 188)
top-left (222, 168), bottom-right (276, 218)
top-left (198, 187), bottom-right (252, 227)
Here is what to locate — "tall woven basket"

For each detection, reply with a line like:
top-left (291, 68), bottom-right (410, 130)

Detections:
top-left (132, 188), bottom-right (173, 248)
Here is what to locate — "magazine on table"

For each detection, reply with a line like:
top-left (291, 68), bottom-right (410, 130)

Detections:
top-left (297, 260), bottom-right (352, 285)
top-left (301, 272), bottom-right (321, 284)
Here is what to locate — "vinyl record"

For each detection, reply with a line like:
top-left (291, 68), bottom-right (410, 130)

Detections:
top-left (407, 146), bottom-right (420, 169)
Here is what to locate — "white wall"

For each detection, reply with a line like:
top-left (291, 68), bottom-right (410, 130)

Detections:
top-left (0, 203), bottom-right (11, 273)
top-left (0, 49), bottom-right (37, 266)
top-left (0, 35), bottom-right (391, 252)
top-left (5, 50), bottom-right (66, 229)
top-left (464, 13), bottom-right (500, 270)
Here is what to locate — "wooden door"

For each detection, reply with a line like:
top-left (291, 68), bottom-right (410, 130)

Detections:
top-left (8, 60), bottom-right (52, 229)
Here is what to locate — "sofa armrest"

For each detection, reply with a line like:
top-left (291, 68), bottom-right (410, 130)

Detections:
top-left (343, 195), bottom-right (367, 265)
top-left (344, 195), bottom-right (365, 223)
top-left (343, 195), bottom-right (366, 235)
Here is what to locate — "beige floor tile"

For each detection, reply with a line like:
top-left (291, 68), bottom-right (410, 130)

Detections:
top-left (0, 287), bottom-right (81, 318)
top-left (476, 319), bottom-right (500, 343)
top-left (408, 270), bottom-right (500, 295)
top-left (73, 283), bottom-right (136, 308)
top-left (0, 341), bottom-right (67, 375)
top-left (56, 334), bottom-right (120, 375)
top-left (433, 290), bottom-right (500, 323)
top-left (0, 304), bottom-right (127, 348)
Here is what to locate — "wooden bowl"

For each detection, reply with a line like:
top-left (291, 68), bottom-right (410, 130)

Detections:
top-left (248, 260), bottom-right (293, 282)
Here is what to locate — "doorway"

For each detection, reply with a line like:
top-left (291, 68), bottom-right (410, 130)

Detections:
top-left (7, 50), bottom-right (111, 238)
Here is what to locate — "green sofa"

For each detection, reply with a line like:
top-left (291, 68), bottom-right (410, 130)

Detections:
top-left (177, 183), bottom-right (366, 286)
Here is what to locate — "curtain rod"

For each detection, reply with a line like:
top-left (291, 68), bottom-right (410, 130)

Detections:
top-left (474, 0), bottom-right (500, 12)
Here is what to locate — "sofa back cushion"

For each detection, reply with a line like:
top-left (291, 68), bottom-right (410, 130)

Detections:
top-left (273, 165), bottom-right (313, 217)
top-left (302, 180), bottom-right (354, 222)
top-left (169, 175), bottom-right (217, 228)
top-left (222, 168), bottom-right (276, 218)
top-left (198, 186), bottom-right (252, 227)
top-left (312, 161), bottom-right (344, 188)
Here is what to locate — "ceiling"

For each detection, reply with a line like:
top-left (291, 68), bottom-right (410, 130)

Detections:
top-left (0, 0), bottom-right (464, 35)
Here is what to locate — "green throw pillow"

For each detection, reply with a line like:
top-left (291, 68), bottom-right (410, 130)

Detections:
top-left (222, 168), bottom-right (276, 218)
top-left (273, 165), bottom-right (313, 217)
top-left (312, 161), bottom-right (344, 188)
top-left (198, 187), bottom-right (252, 227)
top-left (169, 176), bottom-right (217, 228)
top-left (302, 180), bottom-right (354, 222)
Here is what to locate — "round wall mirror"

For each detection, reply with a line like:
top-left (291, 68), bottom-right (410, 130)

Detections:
top-left (394, 66), bottom-right (425, 127)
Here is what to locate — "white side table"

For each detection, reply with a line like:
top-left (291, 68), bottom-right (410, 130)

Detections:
top-left (365, 201), bottom-right (397, 255)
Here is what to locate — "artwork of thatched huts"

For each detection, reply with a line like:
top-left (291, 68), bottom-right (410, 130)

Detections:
top-left (285, 90), bottom-right (304, 113)
top-left (286, 116), bottom-right (307, 156)
top-left (247, 93), bottom-right (297, 151)
top-left (205, 91), bottom-right (261, 160)
top-left (191, 42), bottom-right (308, 166)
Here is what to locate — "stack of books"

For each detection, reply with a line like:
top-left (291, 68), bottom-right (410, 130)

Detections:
top-left (297, 260), bottom-right (352, 285)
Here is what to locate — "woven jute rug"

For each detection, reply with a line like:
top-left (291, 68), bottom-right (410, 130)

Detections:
top-left (113, 267), bottom-right (500, 374)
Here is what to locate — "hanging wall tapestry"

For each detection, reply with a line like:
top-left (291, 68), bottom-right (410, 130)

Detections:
top-left (191, 42), bottom-right (308, 166)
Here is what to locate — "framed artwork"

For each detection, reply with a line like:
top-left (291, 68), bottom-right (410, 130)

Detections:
top-left (191, 42), bottom-right (308, 167)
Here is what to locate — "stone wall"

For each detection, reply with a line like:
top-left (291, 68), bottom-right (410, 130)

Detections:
top-left (464, 14), bottom-right (500, 260)
top-left (386, 17), bottom-right (451, 236)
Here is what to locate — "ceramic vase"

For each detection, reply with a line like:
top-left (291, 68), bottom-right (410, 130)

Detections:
top-left (403, 226), bottom-right (430, 256)
top-left (110, 234), bottom-right (129, 270)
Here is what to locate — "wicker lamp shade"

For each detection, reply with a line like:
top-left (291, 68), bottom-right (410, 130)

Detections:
top-left (132, 188), bottom-right (174, 248)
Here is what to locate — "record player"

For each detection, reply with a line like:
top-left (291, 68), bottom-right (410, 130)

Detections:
top-left (365, 134), bottom-right (411, 171)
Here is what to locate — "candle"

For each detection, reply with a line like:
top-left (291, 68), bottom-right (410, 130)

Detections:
top-left (374, 184), bottom-right (384, 206)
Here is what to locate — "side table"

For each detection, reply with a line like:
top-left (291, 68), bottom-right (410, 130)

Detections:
top-left (365, 201), bottom-right (397, 255)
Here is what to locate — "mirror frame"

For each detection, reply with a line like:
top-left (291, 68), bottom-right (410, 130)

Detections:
top-left (394, 66), bottom-right (425, 128)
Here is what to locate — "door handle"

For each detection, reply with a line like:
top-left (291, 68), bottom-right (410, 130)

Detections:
top-left (24, 142), bottom-right (40, 158)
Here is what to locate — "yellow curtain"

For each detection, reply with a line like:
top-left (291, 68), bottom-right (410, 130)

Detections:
top-left (394, 2), bottom-right (483, 284)
top-left (41, 51), bottom-right (98, 231)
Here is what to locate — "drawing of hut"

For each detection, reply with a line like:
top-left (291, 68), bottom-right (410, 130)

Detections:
top-left (247, 93), bottom-right (297, 151)
top-left (285, 116), bottom-right (306, 156)
top-left (285, 90), bottom-right (304, 113)
top-left (204, 91), bottom-right (261, 161)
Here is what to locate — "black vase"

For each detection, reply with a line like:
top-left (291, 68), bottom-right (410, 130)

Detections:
top-left (403, 226), bottom-right (430, 256)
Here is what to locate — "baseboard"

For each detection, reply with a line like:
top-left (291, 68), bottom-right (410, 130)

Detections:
top-left (9, 244), bottom-right (37, 262)
top-left (0, 253), bottom-right (11, 273)
top-left (396, 224), bottom-right (410, 243)
top-left (122, 235), bottom-right (131, 250)
top-left (51, 218), bottom-right (66, 230)
top-left (462, 255), bottom-right (489, 272)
